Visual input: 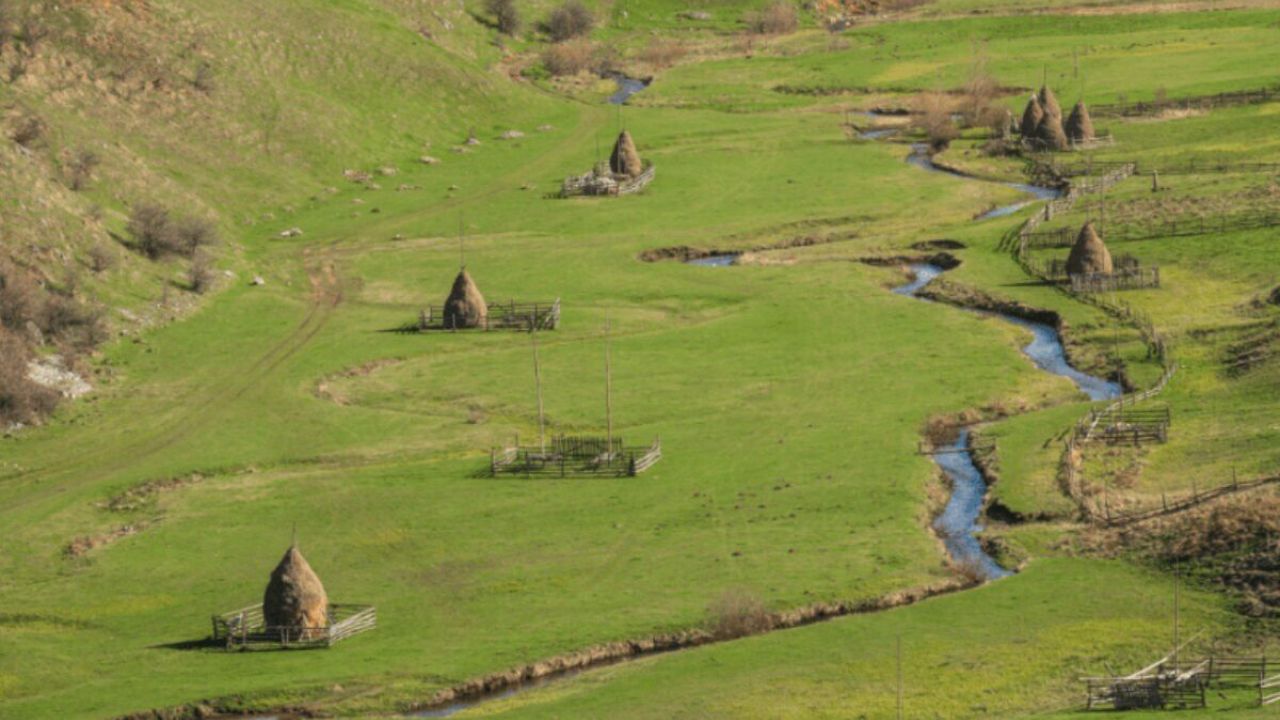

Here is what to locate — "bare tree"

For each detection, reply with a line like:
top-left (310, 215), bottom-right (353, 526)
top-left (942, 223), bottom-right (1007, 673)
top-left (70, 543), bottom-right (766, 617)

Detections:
top-left (745, 1), bottom-right (799, 35)
top-left (912, 91), bottom-right (958, 151)
top-left (486, 0), bottom-right (521, 36)
top-left (545, 0), bottom-right (593, 42)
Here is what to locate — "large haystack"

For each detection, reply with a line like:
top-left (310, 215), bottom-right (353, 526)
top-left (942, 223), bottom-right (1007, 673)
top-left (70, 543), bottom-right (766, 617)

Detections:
top-left (1020, 96), bottom-right (1045, 138)
top-left (1037, 111), bottom-right (1070, 152)
top-left (443, 268), bottom-right (488, 329)
top-left (1038, 84), bottom-right (1062, 120)
top-left (263, 545), bottom-right (329, 638)
top-left (1066, 221), bottom-right (1113, 276)
top-left (609, 130), bottom-right (643, 179)
top-left (1065, 101), bottom-right (1095, 143)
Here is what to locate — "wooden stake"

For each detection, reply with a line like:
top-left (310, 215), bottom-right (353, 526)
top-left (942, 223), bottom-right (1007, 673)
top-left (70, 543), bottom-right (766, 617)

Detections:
top-left (896, 635), bottom-right (904, 720)
top-left (532, 329), bottom-right (546, 454)
top-left (604, 316), bottom-right (614, 455)
top-left (1173, 569), bottom-right (1181, 669)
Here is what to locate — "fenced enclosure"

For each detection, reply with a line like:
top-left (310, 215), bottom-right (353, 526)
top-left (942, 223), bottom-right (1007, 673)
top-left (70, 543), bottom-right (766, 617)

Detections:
top-left (1090, 84), bottom-right (1280, 118)
top-left (1085, 655), bottom-right (1273, 710)
top-left (417, 299), bottom-right (560, 332)
top-left (560, 165), bottom-right (656, 198)
top-left (211, 603), bottom-right (376, 650)
top-left (490, 435), bottom-right (662, 477)
top-left (1020, 211), bottom-right (1280, 251)
top-left (1049, 157), bottom-right (1280, 177)
top-left (1070, 267), bottom-right (1161, 294)
top-left (1077, 404), bottom-right (1170, 446)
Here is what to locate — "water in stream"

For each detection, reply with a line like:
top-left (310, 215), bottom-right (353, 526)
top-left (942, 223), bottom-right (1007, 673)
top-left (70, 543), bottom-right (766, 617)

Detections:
top-left (905, 143), bottom-right (1063, 220)
top-left (607, 75), bottom-right (649, 105)
top-left (686, 253), bottom-right (740, 267)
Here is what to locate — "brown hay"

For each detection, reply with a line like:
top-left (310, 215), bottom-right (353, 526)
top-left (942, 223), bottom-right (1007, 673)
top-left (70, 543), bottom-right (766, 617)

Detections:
top-left (609, 130), bottom-right (643, 179)
top-left (1038, 84), bottom-right (1062, 120)
top-left (1066, 221), bottom-right (1113, 276)
top-left (1036, 111), bottom-right (1070, 151)
top-left (1019, 95), bottom-right (1044, 138)
top-left (443, 269), bottom-right (488, 329)
top-left (1065, 101), bottom-right (1095, 143)
top-left (262, 545), bottom-right (329, 638)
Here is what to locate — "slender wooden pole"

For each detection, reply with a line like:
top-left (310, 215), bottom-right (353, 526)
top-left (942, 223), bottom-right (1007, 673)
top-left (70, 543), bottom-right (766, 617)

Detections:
top-left (604, 316), bottom-right (614, 455)
top-left (1173, 569), bottom-right (1181, 669)
top-left (897, 635), bottom-right (904, 720)
top-left (532, 329), bottom-right (546, 454)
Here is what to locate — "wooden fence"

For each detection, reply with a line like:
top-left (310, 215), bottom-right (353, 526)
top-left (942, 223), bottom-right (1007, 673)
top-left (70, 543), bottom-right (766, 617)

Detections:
top-left (1021, 211), bottom-right (1280, 251)
top-left (211, 603), bottom-right (376, 650)
top-left (1070, 267), bottom-right (1161, 294)
top-left (1261, 673), bottom-right (1280, 706)
top-left (1087, 654), bottom-right (1276, 710)
top-left (1050, 158), bottom-right (1280, 177)
top-left (1090, 85), bottom-right (1280, 118)
top-left (490, 436), bottom-right (662, 478)
top-left (418, 299), bottom-right (560, 332)
top-left (1101, 470), bottom-right (1280, 527)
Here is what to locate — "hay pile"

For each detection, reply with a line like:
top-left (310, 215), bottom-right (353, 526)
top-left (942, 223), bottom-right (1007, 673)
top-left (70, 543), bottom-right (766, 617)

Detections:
top-left (1037, 111), bottom-right (1070, 152)
top-left (609, 130), bottom-right (643, 179)
top-left (1038, 84), bottom-right (1062, 121)
top-left (1066, 221), bottom-right (1113, 276)
top-left (263, 545), bottom-right (329, 638)
top-left (443, 269), bottom-right (488, 329)
top-left (1019, 95), bottom-right (1044, 138)
top-left (1065, 101), bottom-right (1095, 143)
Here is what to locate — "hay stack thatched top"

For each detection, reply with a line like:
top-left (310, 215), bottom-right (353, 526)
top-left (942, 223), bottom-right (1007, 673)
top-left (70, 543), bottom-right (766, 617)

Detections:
top-left (609, 130), bottom-right (643, 179)
top-left (1020, 96), bottom-right (1045, 138)
top-left (1066, 221), bottom-right (1113, 276)
top-left (1065, 101), bottom-right (1095, 143)
top-left (1038, 84), bottom-right (1062, 120)
top-left (1037, 111), bottom-right (1070, 152)
top-left (263, 545), bottom-right (329, 633)
top-left (443, 268), bottom-right (488, 329)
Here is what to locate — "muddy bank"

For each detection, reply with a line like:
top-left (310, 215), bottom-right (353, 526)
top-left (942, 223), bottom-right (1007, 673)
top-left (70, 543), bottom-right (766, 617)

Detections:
top-left (639, 231), bottom-right (855, 264)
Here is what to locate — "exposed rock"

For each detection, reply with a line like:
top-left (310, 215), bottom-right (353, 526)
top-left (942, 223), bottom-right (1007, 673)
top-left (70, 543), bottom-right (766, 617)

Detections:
top-left (27, 355), bottom-right (91, 398)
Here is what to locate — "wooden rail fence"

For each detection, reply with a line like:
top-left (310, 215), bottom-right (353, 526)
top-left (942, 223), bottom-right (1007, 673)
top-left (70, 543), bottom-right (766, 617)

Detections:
top-left (211, 603), bottom-right (376, 650)
top-left (490, 436), bottom-right (662, 478)
top-left (418, 299), bottom-right (560, 332)
top-left (1090, 85), bottom-right (1280, 118)
top-left (1020, 211), bottom-right (1280, 251)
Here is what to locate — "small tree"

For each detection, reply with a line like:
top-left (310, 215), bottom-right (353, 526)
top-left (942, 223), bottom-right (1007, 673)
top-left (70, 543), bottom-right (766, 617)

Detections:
top-left (745, 1), bottom-right (798, 35)
top-left (88, 243), bottom-right (116, 274)
top-left (0, 327), bottom-right (59, 426)
top-left (126, 203), bottom-right (178, 259)
top-left (486, 0), bottom-right (521, 36)
top-left (66, 148), bottom-right (100, 191)
top-left (545, 0), bottom-right (593, 42)
top-left (912, 91), bottom-right (958, 151)
top-left (174, 215), bottom-right (218, 255)
top-left (188, 252), bottom-right (215, 294)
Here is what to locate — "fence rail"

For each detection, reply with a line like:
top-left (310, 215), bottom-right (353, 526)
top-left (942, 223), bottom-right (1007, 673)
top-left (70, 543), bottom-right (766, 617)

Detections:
top-left (211, 603), bottom-right (376, 649)
top-left (1051, 158), bottom-right (1280, 177)
top-left (1071, 267), bottom-right (1161, 294)
top-left (1090, 85), bottom-right (1280, 118)
top-left (490, 436), bottom-right (662, 478)
top-left (418, 299), bottom-right (560, 332)
top-left (1021, 211), bottom-right (1280, 250)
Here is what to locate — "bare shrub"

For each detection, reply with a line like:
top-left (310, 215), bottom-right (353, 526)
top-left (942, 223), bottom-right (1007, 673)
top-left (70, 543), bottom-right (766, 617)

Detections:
top-left (0, 260), bottom-right (41, 331)
top-left (545, 0), bottom-right (593, 42)
top-left (127, 204), bottom-right (215, 258)
top-left (188, 252), bottom-right (215, 294)
top-left (174, 215), bottom-right (218, 255)
top-left (708, 588), bottom-right (774, 640)
top-left (88, 243), bottom-right (116, 274)
top-left (745, 1), bottom-right (798, 35)
top-left (192, 61), bottom-right (215, 93)
top-left (39, 295), bottom-right (106, 351)
top-left (0, 327), bottom-right (59, 426)
top-left (486, 0), bottom-right (521, 36)
top-left (10, 112), bottom-right (45, 147)
top-left (542, 39), bottom-right (594, 77)
top-left (66, 148), bottom-right (100, 191)
top-left (959, 51), bottom-right (1003, 130)
top-left (911, 91), bottom-right (958, 151)
top-left (639, 38), bottom-right (687, 69)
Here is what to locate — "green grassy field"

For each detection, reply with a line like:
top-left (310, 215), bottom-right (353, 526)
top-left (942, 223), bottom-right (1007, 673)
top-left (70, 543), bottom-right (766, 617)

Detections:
top-left (1, 2), bottom-right (1279, 718)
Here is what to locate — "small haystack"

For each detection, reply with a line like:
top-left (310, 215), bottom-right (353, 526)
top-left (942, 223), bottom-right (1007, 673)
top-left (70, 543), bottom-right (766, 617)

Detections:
top-left (1066, 221), bottom-right (1113, 276)
top-left (1020, 95), bottom-right (1045, 138)
top-left (443, 268), bottom-right (488, 329)
top-left (609, 130), bottom-right (643, 179)
top-left (1037, 111), bottom-right (1070, 152)
top-left (1038, 84), bottom-right (1062, 120)
top-left (263, 545), bottom-right (329, 638)
top-left (1065, 101), bottom-right (1095, 143)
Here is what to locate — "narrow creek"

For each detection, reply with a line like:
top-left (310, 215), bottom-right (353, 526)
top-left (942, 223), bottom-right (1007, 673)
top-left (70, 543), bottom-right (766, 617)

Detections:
top-left (607, 74), bottom-right (650, 105)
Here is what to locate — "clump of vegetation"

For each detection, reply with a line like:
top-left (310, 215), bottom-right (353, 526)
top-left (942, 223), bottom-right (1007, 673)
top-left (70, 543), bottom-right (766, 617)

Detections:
top-left (0, 326), bottom-right (59, 427)
top-left (708, 589), bottom-right (774, 640)
top-left (486, 0), bottom-right (521, 36)
top-left (188, 252), bottom-right (215, 294)
top-left (545, 0), bottom-right (593, 42)
top-left (542, 39), bottom-right (595, 77)
top-left (639, 38), bottom-right (687, 69)
top-left (745, 1), bottom-right (799, 35)
top-left (911, 91), bottom-right (958, 151)
top-left (64, 148), bottom-right (100, 191)
top-left (126, 203), bottom-right (218, 260)
top-left (88, 243), bottom-right (116, 274)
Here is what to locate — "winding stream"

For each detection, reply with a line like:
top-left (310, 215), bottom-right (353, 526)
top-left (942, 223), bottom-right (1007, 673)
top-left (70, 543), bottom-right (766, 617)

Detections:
top-left (607, 74), bottom-right (650, 105)
top-left (906, 143), bottom-right (1063, 220)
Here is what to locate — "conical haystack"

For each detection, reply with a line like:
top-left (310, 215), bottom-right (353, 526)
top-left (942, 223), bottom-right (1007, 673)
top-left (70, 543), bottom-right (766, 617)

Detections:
top-left (1020, 96), bottom-right (1045, 138)
top-left (1066, 221), bottom-right (1113, 276)
top-left (1065, 101), bottom-right (1095, 143)
top-left (263, 545), bottom-right (329, 638)
top-left (1038, 84), bottom-right (1062, 120)
top-left (609, 130), bottom-right (643, 179)
top-left (443, 268), bottom-right (488, 329)
top-left (1037, 112), bottom-right (1070, 152)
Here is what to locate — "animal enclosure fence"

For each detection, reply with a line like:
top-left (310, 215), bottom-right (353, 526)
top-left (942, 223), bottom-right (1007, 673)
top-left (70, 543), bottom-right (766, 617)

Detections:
top-left (1085, 655), bottom-right (1273, 710)
top-left (1070, 267), bottom-right (1161, 294)
top-left (1020, 211), bottom-right (1280, 251)
top-left (1090, 84), bottom-right (1280, 118)
top-left (417, 299), bottom-right (560, 332)
top-left (211, 603), bottom-right (376, 650)
top-left (1050, 158), bottom-right (1280, 177)
top-left (490, 436), bottom-right (662, 477)
top-left (560, 165), bottom-right (656, 198)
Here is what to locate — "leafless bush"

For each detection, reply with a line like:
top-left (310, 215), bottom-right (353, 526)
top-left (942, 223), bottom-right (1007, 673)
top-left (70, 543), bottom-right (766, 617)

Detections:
top-left (745, 1), bottom-right (798, 35)
top-left (486, 0), bottom-right (521, 36)
top-left (639, 38), bottom-right (687, 69)
top-left (188, 252), bottom-right (215, 294)
top-left (911, 91), bottom-right (958, 151)
top-left (545, 0), bottom-right (593, 42)
top-left (0, 260), bottom-right (41, 331)
top-left (66, 148), bottom-right (100, 191)
top-left (542, 40), bottom-right (594, 76)
top-left (88, 243), bottom-right (116, 274)
top-left (39, 295), bottom-right (106, 351)
top-left (174, 215), bottom-right (218, 255)
top-left (10, 112), bottom-right (45, 148)
top-left (126, 204), bottom-right (216, 258)
top-left (192, 61), bottom-right (215, 94)
top-left (959, 52), bottom-right (1003, 129)
top-left (708, 588), bottom-right (774, 640)
top-left (0, 327), bottom-right (59, 426)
